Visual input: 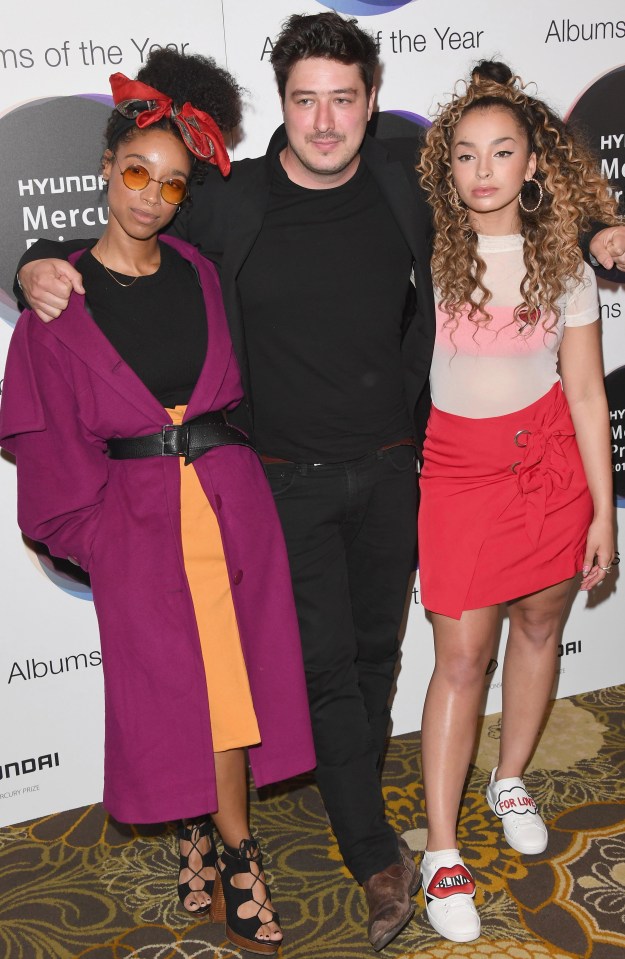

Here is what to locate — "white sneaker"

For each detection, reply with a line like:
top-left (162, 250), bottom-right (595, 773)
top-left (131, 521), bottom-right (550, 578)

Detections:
top-left (485, 768), bottom-right (548, 855)
top-left (420, 849), bottom-right (480, 943)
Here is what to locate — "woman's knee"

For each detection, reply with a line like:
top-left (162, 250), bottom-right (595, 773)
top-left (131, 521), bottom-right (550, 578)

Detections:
top-left (508, 605), bottom-right (562, 647)
top-left (432, 648), bottom-right (490, 690)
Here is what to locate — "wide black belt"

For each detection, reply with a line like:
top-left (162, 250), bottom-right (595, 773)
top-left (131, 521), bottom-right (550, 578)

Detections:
top-left (106, 411), bottom-right (254, 465)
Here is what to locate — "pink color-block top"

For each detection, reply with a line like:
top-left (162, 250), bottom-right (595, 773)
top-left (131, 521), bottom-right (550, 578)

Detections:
top-left (431, 233), bottom-right (599, 418)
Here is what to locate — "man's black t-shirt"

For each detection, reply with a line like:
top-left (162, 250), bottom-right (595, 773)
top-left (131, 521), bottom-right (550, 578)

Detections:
top-left (237, 157), bottom-right (413, 462)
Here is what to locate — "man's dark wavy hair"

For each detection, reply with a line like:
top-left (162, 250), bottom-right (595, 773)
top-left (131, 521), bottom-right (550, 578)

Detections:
top-left (270, 12), bottom-right (379, 100)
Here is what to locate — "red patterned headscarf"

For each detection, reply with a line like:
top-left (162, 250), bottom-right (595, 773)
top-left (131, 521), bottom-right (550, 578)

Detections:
top-left (109, 72), bottom-right (230, 176)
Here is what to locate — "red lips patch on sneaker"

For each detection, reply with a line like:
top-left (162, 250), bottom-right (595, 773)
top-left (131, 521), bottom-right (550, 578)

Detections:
top-left (426, 864), bottom-right (476, 901)
top-left (493, 786), bottom-right (537, 818)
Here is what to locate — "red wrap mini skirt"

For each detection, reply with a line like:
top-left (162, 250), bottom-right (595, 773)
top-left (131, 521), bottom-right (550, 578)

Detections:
top-left (418, 382), bottom-right (593, 619)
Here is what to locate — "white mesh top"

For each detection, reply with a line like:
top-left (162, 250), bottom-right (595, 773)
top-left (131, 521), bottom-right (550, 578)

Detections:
top-left (430, 233), bottom-right (599, 418)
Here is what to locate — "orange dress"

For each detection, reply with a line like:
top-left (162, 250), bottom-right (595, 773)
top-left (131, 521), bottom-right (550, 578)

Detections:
top-left (168, 406), bottom-right (260, 751)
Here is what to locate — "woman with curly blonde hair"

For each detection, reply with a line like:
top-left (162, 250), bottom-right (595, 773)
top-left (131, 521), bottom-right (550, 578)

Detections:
top-left (415, 60), bottom-right (619, 943)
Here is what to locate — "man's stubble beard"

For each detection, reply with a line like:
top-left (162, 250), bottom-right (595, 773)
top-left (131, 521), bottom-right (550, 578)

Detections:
top-left (288, 136), bottom-right (358, 179)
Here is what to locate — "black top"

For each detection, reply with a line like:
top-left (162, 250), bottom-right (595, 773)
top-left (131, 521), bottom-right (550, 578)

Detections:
top-left (77, 242), bottom-right (207, 407)
top-left (237, 156), bottom-right (413, 461)
top-left (15, 127), bottom-right (439, 453)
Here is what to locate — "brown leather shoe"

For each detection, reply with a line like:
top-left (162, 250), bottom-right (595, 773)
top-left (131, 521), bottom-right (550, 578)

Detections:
top-left (362, 836), bottom-right (421, 951)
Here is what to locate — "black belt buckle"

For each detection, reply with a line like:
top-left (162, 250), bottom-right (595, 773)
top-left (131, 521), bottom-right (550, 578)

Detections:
top-left (161, 424), bottom-right (189, 458)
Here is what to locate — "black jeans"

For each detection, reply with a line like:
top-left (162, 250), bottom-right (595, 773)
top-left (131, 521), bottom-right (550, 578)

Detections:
top-left (265, 445), bottom-right (417, 883)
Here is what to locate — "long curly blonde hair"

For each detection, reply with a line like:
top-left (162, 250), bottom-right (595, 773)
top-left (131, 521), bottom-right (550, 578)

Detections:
top-left (418, 60), bottom-right (620, 331)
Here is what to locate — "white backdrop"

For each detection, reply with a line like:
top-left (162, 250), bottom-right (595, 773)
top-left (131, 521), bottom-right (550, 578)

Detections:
top-left (1, 0), bottom-right (624, 827)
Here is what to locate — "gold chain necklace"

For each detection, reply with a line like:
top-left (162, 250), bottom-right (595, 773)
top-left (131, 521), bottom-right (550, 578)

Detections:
top-left (93, 244), bottom-right (141, 288)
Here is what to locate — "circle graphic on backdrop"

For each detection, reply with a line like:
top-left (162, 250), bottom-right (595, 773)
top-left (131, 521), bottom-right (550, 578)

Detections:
top-left (319, 1), bottom-right (414, 14)
top-left (23, 538), bottom-right (93, 600)
top-left (605, 365), bottom-right (625, 507)
top-left (369, 108), bottom-right (430, 145)
top-left (567, 65), bottom-right (625, 225)
top-left (0, 94), bottom-right (111, 325)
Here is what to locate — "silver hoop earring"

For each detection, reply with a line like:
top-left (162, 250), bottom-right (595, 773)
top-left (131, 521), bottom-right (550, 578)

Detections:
top-left (518, 177), bottom-right (543, 214)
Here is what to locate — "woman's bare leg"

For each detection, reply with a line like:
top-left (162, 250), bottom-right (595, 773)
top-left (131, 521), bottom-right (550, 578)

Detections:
top-left (212, 748), bottom-right (281, 943)
top-left (421, 606), bottom-right (501, 851)
top-left (497, 578), bottom-right (573, 779)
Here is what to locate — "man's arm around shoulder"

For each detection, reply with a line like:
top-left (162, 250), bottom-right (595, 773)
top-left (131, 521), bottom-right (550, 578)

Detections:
top-left (16, 238), bottom-right (90, 321)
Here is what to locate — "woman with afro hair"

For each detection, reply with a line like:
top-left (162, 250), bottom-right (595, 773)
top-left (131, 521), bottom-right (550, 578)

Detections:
top-left (0, 48), bottom-right (315, 956)
top-left (414, 60), bottom-right (619, 944)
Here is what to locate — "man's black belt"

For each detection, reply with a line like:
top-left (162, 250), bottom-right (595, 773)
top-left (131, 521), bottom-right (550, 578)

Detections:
top-left (106, 411), bottom-right (254, 465)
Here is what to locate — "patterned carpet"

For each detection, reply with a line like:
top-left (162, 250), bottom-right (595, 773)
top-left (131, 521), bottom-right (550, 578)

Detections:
top-left (2, 685), bottom-right (625, 959)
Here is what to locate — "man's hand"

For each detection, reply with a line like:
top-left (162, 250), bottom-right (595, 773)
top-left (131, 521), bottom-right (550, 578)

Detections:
top-left (589, 225), bottom-right (625, 272)
top-left (18, 259), bottom-right (85, 322)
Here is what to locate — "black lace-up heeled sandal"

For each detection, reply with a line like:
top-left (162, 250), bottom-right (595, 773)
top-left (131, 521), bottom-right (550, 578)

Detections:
top-left (211, 837), bottom-right (282, 955)
top-left (177, 818), bottom-right (217, 916)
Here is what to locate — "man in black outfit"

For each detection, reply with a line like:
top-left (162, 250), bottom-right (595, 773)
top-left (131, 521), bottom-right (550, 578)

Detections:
top-left (175, 19), bottom-right (435, 951)
top-left (17, 14), bottom-right (435, 951)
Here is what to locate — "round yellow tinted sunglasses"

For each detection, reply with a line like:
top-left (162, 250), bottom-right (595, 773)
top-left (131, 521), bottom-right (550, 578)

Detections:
top-left (113, 154), bottom-right (187, 205)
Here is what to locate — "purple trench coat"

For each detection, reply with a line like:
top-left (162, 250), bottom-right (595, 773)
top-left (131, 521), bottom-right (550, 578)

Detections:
top-left (0, 236), bottom-right (315, 823)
